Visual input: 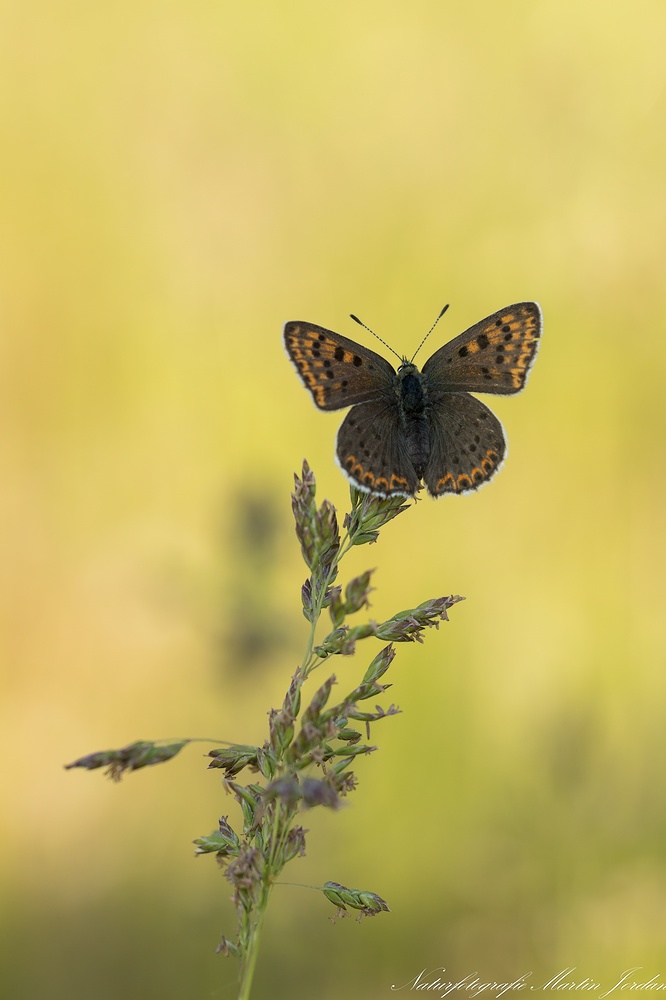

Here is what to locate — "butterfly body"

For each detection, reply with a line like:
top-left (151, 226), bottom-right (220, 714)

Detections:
top-left (284, 302), bottom-right (541, 498)
top-left (387, 362), bottom-right (431, 473)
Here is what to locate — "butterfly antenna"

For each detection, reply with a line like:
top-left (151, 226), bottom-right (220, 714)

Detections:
top-left (350, 314), bottom-right (403, 363)
top-left (410, 304), bottom-right (450, 363)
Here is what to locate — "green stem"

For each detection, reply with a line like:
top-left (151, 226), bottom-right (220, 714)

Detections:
top-left (237, 882), bottom-right (271, 1000)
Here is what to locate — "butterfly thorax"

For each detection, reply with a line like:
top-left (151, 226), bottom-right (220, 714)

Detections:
top-left (397, 362), bottom-right (427, 414)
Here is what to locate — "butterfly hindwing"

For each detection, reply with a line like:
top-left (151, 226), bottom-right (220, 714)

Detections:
top-left (422, 302), bottom-right (541, 397)
top-left (424, 393), bottom-right (506, 496)
top-left (336, 399), bottom-right (421, 497)
top-left (283, 321), bottom-right (396, 411)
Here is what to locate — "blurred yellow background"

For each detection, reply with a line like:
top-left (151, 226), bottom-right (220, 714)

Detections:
top-left (2, 1), bottom-right (666, 997)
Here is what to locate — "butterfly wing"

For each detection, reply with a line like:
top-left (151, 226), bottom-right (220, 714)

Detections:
top-left (424, 393), bottom-right (506, 496)
top-left (283, 321), bottom-right (396, 411)
top-left (422, 302), bottom-right (541, 396)
top-left (336, 399), bottom-right (421, 497)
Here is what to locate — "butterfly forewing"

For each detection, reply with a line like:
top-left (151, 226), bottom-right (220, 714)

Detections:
top-left (422, 302), bottom-right (541, 397)
top-left (336, 400), bottom-right (421, 497)
top-left (283, 321), bottom-right (396, 411)
top-left (424, 393), bottom-right (506, 496)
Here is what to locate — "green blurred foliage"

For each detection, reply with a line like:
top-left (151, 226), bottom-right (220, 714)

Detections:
top-left (2, 1), bottom-right (666, 997)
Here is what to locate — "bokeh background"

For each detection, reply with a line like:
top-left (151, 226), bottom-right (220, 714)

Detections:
top-left (3, 2), bottom-right (666, 998)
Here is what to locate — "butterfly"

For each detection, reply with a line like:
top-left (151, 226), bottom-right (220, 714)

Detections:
top-left (283, 302), bottom-right (541, 497)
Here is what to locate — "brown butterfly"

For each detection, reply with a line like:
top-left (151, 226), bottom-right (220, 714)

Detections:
top-left (283, 302), bottom-right (541, 497)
